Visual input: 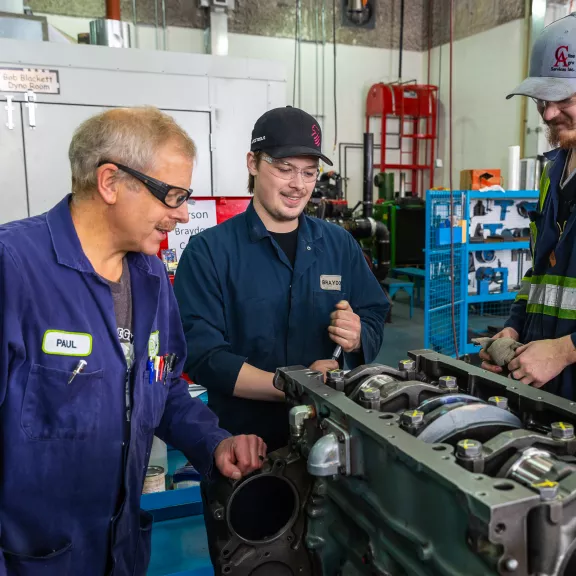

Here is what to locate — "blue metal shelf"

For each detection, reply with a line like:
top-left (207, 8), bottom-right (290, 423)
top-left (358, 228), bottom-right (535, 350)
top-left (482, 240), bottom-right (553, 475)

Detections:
top-left (468, 190), bottom-right (539, 200)
top-left (425, 189), bottom-right (538, 358)
top-left (467, 241), bottom-right (529, 252)
top-left (467, 292), bottom-right (518, 304)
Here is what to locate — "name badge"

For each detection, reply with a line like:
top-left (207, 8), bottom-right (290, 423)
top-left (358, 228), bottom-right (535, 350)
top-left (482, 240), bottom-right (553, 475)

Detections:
top-left (42, 330), bottom-right (92, 356)
top-left (320, 275), bottom-right (342, 291)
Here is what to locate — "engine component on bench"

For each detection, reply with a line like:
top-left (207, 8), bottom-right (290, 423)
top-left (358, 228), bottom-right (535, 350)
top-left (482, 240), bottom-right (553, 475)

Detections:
top-left (203, 351), bottom-right (576, 575)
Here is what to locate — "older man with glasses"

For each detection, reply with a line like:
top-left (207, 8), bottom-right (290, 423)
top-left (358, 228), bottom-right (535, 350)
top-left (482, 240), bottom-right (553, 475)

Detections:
top-left (0, 106), bottom-right (265, 576)
top-left (173, 105), bottom-right (389, 571)
top-left (480, 14), bottom-right (576, 399)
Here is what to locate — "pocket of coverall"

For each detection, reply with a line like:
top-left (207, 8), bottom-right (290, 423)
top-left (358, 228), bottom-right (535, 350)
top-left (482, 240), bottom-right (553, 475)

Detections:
top-left (131, 510), bottom-right (153, 576)
top-left (3, 541), bottom-right (72, 576)
top-left (21, 364), bottom-right (103, 440)
top-left (140, 370), bottom-right (170, 434)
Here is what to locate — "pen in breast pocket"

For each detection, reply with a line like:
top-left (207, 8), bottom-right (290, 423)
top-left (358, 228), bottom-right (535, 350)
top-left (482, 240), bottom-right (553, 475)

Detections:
top-left (68, 360), bottom-right (87, 384)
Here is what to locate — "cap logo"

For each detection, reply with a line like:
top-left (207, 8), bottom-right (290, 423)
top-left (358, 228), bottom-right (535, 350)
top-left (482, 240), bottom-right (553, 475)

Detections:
top-left (312, 124), bottom-right (321, 147)
top-left (252, 136), bottom-right (266, 144)
top-left (552, 45), bottom-right (574, 72)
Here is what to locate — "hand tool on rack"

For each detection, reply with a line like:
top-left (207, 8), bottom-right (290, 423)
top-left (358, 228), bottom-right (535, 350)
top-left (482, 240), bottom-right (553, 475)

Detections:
top-left (483, 223), bottom-right (504, 237)
top-left (494, 199), bottom-right (515, 221)
top-left (517, 201), bottom-right (538, 218)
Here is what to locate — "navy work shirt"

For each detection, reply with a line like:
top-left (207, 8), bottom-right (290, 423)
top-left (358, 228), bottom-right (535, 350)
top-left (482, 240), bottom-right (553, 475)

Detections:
top-left (0, 195), bottom-right (230, 576)
top-left (174, 201), bottom-right (389, 451)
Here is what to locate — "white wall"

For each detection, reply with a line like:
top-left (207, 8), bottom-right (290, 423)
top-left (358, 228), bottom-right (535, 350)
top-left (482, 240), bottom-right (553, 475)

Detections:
top-left (428, 19), bottom-right (526, 190)
top-left (40, 14), bottom-right (424, 206)
top-left (43, 14), bottom-right (533, 199)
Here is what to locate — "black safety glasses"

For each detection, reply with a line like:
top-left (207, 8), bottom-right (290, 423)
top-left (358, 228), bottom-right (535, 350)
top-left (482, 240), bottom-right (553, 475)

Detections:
top-left (99, 161), bottom-right (193, 208)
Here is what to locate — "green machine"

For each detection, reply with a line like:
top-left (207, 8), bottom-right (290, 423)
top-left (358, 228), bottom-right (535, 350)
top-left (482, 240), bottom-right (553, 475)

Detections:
top-left (373, 172), bottom-right (425, 268)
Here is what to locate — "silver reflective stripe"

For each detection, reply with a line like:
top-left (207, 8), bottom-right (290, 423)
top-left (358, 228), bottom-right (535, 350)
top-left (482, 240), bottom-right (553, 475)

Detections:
top-left (528, 283), bottom-right (576, 311)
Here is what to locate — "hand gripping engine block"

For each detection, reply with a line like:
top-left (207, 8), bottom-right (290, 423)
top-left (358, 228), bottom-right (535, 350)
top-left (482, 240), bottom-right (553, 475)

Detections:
top-left (202, 350), bottom-right (576, 576)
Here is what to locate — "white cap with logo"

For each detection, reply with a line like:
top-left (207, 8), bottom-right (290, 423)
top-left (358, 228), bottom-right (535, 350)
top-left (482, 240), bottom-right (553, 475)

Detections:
top-left (508, 13), bottom-right (576, 102)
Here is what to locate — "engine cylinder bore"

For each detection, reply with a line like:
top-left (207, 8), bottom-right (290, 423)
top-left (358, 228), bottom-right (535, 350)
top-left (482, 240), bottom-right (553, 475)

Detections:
top-left (227, 474), bottom-right (299, 544)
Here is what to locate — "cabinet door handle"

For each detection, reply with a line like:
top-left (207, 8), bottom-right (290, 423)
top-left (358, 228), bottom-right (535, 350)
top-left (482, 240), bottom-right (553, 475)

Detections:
top-left (24, 90), bottom-right (36, 128)
top-left (4, 95), bottom-right (14, 130)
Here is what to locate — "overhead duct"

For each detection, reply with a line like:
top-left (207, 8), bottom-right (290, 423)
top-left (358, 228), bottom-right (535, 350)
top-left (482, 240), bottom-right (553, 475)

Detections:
top-left (200, 0), bottom-right (235, 56)
top-left (89, 0), bottom-right (131, 48)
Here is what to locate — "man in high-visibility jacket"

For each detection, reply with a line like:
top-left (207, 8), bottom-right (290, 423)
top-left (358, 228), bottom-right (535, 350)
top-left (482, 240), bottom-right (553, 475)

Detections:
top-left (481, 13), bottom-right (576, 398)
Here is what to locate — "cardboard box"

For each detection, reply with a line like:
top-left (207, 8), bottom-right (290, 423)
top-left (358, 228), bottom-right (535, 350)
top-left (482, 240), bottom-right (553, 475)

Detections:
top-left (460, 169), bottom-right (501, 190)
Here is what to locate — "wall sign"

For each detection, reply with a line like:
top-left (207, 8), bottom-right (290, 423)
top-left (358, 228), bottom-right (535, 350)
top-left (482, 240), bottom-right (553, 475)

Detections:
top-left (168, 199), bottom-right (218, 261)
top-left (0, 68), bottom-right (60, 94)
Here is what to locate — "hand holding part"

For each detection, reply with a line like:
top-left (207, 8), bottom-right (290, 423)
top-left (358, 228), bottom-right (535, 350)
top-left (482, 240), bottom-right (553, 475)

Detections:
top-left (507, 336), bottom-right (576, 387)
top-left (214, 435), bottom-right (267, 480)
top-left (328, 300), bottom-right (361, 353)
top-left (476, 327), bottom-right (520, 373)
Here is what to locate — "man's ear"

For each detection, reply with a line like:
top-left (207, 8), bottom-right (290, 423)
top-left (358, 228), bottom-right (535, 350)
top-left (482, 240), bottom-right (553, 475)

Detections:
top-left (96, 163), bottom-right (121, 206)
top-left (247, 152), bottom-right (259, 176)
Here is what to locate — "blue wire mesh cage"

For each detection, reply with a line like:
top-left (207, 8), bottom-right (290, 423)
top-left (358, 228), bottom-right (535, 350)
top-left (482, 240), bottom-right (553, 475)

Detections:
top-left (425, 191), bottom-right (465, 357)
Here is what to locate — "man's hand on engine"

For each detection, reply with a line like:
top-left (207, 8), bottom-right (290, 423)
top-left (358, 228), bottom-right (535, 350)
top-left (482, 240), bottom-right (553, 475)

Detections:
top-left (507, 335), bottom-right (576, 387)
top-left (328, 300), bottom-right (361, 353)
top-left (310, 359), bottom-right (339, 380)
top-left (214, 435), bottom-right (267, 480)
top-left (480, 327), bottom-right (519, 374)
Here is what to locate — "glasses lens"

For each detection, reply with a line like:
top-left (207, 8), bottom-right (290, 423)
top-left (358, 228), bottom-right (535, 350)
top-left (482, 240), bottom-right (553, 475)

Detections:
top-left (270, 162), bottom-right (319, 183)
top-left (165, 188), bottom-right (191, 208)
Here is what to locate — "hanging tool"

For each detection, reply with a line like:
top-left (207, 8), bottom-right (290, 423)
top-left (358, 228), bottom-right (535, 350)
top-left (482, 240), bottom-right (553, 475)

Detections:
top-left (494, 199), bottom-right (515, 221)
top-left (517, 201), bottom-right (538, 218)
top-left (483, 223), bottom-right (504, 237)
top-left (476, 250), bottom-right (495, 264)
top-left (512, 249), bottom-right (525, 290)
top-left (473, 200), bottom-right (486, 217)
top-left (470, 223), bottom-right (484, 243)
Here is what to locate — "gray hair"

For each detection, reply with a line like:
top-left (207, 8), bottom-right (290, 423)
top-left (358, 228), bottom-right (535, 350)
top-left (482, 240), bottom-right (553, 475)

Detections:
top-left (68, 106), bottom-right (197, 197)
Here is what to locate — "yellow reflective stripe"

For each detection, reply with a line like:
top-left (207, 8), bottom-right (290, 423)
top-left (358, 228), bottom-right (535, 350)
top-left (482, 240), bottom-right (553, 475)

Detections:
top-left (515, 279), bottom-right (531, 302)
top-left (539, 161), bottom-right (550, 212)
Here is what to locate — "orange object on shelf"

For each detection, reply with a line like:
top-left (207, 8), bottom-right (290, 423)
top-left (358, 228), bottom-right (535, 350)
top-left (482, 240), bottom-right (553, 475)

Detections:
top-left (459, 169), bottom-right (501, 190)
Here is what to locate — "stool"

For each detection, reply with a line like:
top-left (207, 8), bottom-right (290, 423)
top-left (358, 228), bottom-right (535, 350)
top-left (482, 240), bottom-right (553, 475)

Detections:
top-left (381, 278), bottom-right (414, 319)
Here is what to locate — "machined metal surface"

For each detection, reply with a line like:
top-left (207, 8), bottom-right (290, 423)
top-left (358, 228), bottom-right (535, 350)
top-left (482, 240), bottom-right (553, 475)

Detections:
top-left (272, 350), bottom-right (576, 576)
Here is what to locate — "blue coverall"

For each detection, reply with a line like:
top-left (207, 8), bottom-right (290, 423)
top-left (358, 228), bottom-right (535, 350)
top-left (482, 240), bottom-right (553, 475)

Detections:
top-left (174, 200), bottom-right (390, 451)
top-left (0, 195), bottom-right (230, 576)
top-left (506, 148), bottom-right (576, 399)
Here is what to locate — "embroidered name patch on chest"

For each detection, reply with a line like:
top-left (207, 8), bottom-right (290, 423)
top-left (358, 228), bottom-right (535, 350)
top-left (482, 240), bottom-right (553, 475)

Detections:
top-left (42, 330), bottom-right (92, 356)
top-left (320, 275), bottom-right (342, 291)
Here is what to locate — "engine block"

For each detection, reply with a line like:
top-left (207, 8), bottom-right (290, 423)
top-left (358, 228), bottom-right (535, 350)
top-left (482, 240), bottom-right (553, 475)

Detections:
top-left (203, 350), bottom-right (576, 576)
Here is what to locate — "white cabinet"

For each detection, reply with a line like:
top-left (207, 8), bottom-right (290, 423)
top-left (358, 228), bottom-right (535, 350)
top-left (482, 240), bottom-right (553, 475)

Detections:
top-left (0, 38), bottom-right (286, 221)
top-left (0, 102), bottom-right (27, 224)
top-left (17, 103), bottom-right (212, 216)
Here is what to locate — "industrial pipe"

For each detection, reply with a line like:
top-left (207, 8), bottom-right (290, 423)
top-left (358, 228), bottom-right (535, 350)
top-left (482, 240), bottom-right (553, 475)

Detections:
top-left (106, 0), bottom-right (121, 20)
top-left (363, 132), bottom-right (374, 218)
top-left (347, 218), bottom-right (390, 281)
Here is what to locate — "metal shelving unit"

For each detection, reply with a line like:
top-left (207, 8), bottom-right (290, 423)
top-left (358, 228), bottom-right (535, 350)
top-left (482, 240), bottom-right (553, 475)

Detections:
top-left (425, 189), bottom-right (539, 357)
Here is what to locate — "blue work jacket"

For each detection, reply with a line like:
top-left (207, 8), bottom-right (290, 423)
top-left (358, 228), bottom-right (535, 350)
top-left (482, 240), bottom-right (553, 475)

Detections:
top-left (174, 201), bottom-right (389, 451)
top-left (0, 195), bottom-right (230, 576)
top-left (506, 148), bottom-right (576, 399)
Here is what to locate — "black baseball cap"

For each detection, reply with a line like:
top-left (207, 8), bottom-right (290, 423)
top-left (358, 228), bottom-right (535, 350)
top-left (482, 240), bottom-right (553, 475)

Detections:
top-left (250, 106), bottom-right (333, 166)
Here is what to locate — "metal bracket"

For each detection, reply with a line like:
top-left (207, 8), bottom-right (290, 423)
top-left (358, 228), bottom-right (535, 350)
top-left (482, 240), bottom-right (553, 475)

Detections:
top-left (24, 90), bottom-right (37, 128)
top-left (4, 95), bottom-right (14, 130)
top-left (323, 418), bottom-right (351, 476)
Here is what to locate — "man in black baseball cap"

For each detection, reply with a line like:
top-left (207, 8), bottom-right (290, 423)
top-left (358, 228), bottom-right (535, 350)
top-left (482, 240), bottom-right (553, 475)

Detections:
top-left (174, 106), bottom-right (388, 571)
